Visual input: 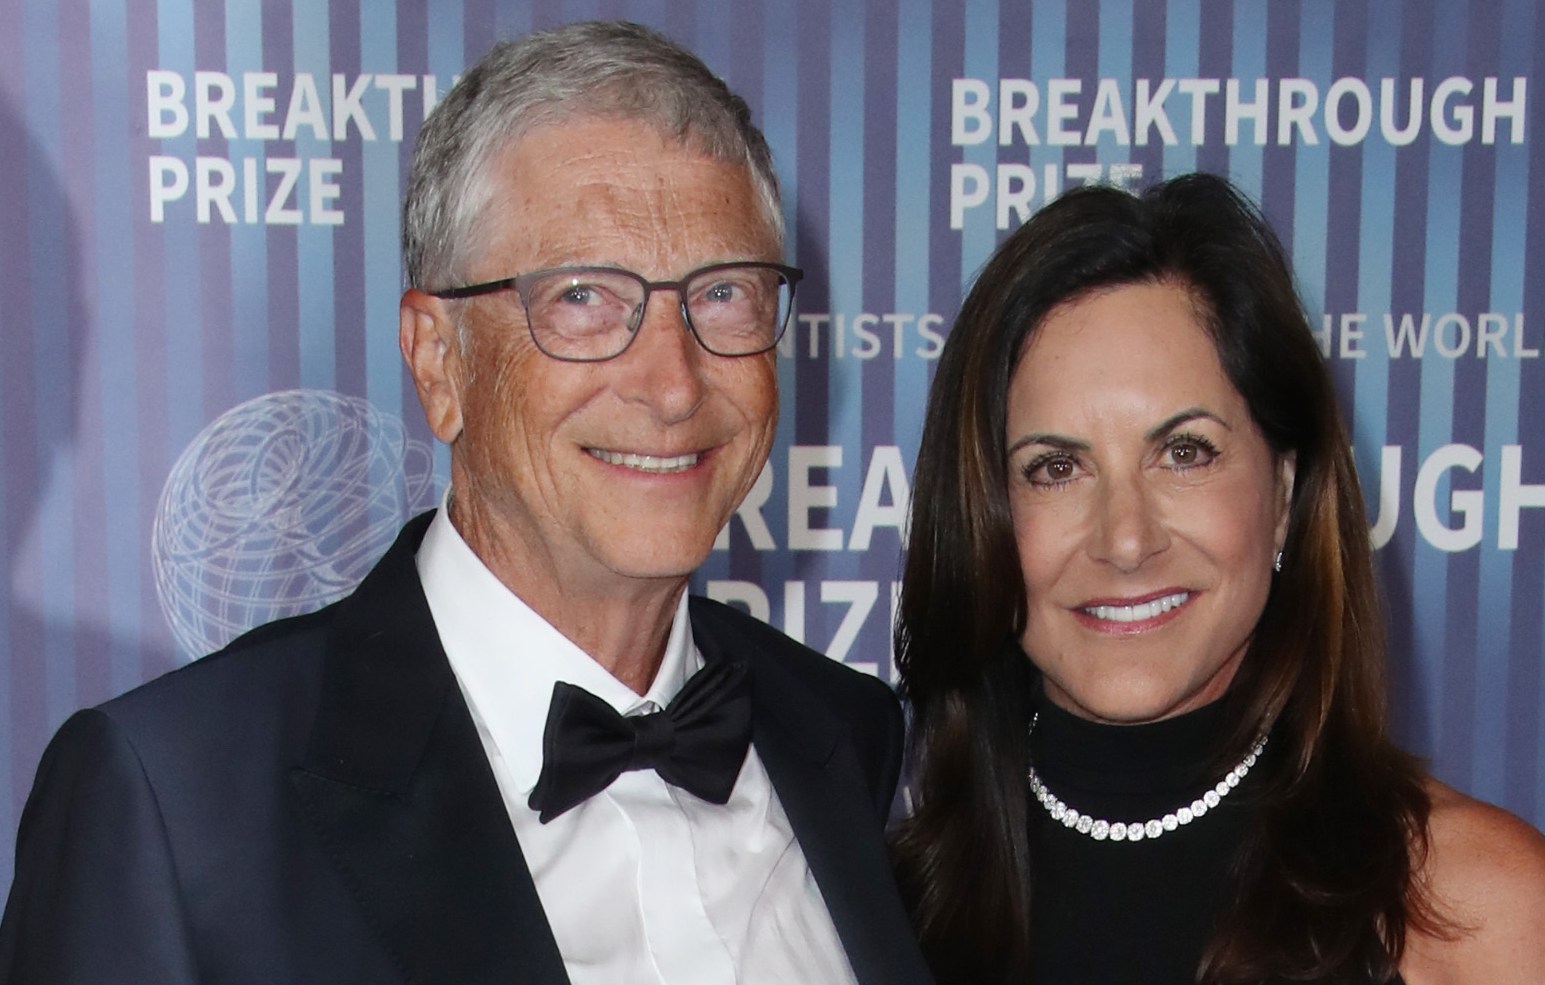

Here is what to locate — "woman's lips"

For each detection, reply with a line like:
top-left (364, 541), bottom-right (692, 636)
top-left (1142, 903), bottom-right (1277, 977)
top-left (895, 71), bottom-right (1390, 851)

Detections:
top-left (1073, 591), bottom-right (1193, 631)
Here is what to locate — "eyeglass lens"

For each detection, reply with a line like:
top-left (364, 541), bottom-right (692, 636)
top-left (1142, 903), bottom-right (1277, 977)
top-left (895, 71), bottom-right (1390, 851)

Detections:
top-left (521, 264), bottom-right (794, 360)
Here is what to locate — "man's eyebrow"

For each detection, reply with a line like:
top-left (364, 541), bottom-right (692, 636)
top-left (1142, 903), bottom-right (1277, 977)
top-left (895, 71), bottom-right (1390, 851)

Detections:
top-left (1006, 432), bottom-right (1090, 457)
top-left (1146, 407), bottom-right (1231, 442)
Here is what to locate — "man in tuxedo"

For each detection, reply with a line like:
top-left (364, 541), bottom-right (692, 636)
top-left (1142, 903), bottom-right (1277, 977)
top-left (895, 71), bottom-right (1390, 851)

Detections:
top-left (0, 21), bottom-right (931, 985)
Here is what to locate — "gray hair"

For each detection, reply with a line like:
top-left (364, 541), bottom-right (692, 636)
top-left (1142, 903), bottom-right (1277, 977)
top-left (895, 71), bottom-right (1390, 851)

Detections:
top-left (402, 20), bottom-right (784, 291)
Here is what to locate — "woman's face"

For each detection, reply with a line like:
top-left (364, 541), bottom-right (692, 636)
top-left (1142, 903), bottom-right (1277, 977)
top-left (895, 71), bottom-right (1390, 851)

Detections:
top-left (1005, 280), bottom-right (1295, 724)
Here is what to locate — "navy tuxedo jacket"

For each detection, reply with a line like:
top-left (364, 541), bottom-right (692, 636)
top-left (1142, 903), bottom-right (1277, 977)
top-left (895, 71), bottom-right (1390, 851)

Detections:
top-left (0, 513), bottom-right (933, 985)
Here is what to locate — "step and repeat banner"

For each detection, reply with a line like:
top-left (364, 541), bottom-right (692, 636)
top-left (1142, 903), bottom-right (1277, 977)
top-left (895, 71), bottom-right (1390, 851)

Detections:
top-left (1, 0), bottom-right (1541, 893)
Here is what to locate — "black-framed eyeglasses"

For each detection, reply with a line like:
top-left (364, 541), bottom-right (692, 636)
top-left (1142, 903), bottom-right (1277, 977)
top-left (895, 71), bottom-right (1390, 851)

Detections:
top-left (427, 261), bottom-right (803, 362)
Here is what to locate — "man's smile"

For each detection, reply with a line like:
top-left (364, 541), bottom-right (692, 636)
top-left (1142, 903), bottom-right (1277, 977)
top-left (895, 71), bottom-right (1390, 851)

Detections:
top-left (586, 447), bottom-right (702, 474)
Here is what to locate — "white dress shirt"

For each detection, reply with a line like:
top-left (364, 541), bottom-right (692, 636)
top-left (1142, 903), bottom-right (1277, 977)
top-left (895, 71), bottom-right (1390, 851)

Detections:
top-left (415, 505), bottom-right (859, 985)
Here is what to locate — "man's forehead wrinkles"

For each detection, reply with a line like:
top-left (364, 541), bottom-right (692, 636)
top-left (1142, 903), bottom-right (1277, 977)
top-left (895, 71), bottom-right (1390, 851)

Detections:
top-left (488, 202), bottom-right (775, 276)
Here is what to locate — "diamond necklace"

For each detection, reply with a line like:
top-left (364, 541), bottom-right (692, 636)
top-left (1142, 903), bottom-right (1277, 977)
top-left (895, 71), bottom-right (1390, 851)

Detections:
top-left (1026, 712), bottom-right (1268, 843)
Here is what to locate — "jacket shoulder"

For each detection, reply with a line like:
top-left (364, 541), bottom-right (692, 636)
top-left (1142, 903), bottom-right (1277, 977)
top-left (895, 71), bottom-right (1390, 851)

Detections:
top-left (92, 601), bottom-right (340, 754)
top-left (689, 595), bottom-right (896, 700)
top-left (689, 595), bottom-right (906, 822)
top-left (687, 594), bottom-right (903, 759)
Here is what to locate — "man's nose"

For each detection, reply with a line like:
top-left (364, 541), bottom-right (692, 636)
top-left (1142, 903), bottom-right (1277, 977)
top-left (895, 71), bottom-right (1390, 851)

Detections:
top-left (615, 290), bottom-right (708, 422)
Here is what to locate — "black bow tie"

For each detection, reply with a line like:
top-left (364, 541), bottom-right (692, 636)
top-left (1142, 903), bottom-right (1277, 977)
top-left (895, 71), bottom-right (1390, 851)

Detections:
top-left (527, 658), bottom-right (753, 823)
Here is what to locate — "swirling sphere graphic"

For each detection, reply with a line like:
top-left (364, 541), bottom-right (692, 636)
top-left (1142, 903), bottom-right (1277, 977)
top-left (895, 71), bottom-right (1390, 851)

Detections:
top-left (153, 389), bottom-right (437, 660)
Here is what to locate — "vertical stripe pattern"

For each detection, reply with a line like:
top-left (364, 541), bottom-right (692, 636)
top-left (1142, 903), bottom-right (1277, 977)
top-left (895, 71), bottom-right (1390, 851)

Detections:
top-left (2, 0), bottom-right (1543, 900)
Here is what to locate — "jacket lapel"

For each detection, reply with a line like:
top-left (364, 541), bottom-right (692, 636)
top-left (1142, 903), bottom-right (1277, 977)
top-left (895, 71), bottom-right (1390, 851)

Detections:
top-left (691, 600), bottom-right (935, 985)
top-left (289, 513), bottom-right (570, 985)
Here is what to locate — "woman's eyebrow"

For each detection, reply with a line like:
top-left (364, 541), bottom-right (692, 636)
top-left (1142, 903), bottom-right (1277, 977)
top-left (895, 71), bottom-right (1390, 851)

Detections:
top-left (1007, 432), bottom-right (1090, 457)
top-left (1008, 409), bottom-right (1233, 457)
top-left (1145, 407), bottom-right (1231, 442)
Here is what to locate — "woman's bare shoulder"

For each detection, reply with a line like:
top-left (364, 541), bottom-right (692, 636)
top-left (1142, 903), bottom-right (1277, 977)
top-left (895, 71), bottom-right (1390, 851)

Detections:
top-left (1400, 779), bottom-right (1545, 985)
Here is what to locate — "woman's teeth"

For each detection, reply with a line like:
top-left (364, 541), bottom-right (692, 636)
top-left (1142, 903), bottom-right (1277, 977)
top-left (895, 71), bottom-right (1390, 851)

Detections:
top-left (1083, 592), bottom-right (1190, 623)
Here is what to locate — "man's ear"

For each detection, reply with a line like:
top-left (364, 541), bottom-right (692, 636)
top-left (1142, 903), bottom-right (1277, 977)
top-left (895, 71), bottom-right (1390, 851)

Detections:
top-left (399, 289), bottom-right (465, 443)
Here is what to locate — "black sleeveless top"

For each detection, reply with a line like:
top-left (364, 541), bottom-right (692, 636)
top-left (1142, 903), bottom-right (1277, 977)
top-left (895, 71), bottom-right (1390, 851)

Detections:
top-left (1025, 694), bottom-right (1405, 985)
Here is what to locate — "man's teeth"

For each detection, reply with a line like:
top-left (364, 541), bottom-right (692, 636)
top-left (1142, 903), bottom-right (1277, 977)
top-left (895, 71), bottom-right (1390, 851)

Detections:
top-left (588, 449), bottom-right (699, 473)
top-left (1084, 592), bottom-right (1190, 623)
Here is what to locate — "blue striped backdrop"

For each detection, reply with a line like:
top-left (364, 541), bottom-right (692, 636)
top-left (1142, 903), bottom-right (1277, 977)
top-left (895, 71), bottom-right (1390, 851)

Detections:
top-left (1, 0), bottom-right (1541, 897)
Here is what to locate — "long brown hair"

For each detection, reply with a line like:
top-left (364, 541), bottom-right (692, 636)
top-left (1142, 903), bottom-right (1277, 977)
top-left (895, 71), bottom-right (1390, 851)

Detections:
top-left (890, 174), bottom-right (1441, 984)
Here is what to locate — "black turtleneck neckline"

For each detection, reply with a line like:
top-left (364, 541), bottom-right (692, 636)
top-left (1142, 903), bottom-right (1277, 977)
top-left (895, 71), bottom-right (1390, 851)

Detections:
top-left (1028, 684), bottom-right (1265, 825)
top-left (1026, 684), bottom-right (1263, 985)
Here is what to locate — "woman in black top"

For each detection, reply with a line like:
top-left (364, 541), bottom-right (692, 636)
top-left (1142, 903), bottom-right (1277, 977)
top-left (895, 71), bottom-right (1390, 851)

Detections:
top-left (890, 174), bottom-right (1545, 984)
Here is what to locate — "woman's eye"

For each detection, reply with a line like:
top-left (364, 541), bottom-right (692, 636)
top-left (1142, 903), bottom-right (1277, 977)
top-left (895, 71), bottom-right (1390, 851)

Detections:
top-left (1164, 435), bottom-right (1218, 468)
top-left (1024, 454), bottom-right (1080, 486)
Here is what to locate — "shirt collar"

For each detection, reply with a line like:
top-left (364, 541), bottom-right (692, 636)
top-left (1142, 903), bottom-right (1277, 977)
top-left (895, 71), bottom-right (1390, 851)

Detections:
top-left (415, 496), bottom-right (700, 795)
